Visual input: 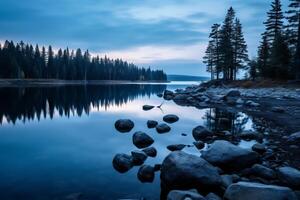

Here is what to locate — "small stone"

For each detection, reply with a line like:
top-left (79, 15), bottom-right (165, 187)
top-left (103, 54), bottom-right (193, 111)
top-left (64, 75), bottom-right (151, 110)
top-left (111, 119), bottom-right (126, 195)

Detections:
top-left (192, 126), bottom-right (213, 141)
top-left (167, 144), bottom-right (186, 151)
top-left (181, 133), bottom-right (187, 136)
top-left (131, 150), bottom-right (148, 165)
top-left (156, 123), bottom-right (171, 134)
top-left (251, 164), bottom-right (277, 180)
top-left (112, 154), bottom-right (133, 173)
top-left (147, 120), bottom-right (158, 128)
top-left (252, 143), bottom-right (267, 154)
top-left (167, 190), bottom-right (206, 200)
top-left (193, 141), bottom-right (205, 150)
top-left (163, 114), bottom-right (179, 124)
top-left (132, 131), bottom-right (154, 149)
top-left (143, 105), bottom-right (155, 111)
top-left (142, 147), bottom-right (157, 157)
top-left (137, 165), bottom-right (155, 183)
top-left (114, 119), bottom-right (134, 133)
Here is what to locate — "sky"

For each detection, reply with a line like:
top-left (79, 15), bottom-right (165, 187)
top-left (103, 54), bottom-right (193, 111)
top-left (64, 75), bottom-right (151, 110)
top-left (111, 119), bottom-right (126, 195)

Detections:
top-left (0, 0), bottom-right (289, 76)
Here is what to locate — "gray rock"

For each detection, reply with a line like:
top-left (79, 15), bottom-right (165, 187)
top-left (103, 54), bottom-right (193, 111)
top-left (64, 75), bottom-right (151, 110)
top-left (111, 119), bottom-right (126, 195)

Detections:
top-left (143, 105), bottom-right (155, 111)
top-left (147, 120), bottom-right (158, 128)
top-left (221, 175), bottom-right (233, 188)
top-left (287, 131), bottom-right (300, 143)
top-left (278, 167), bottom-right (300, 189)
top-left (167, 190), bottom-right (205, 200)
top-left (131, 150), bottom-right (148, 165)
top-left (205, 193), bottom-right (222, 200)
top-left (112, 153), bottom-right (133, 173)
top-left (226, 90), bottom-right (241, 98)
top-left (114, 119), bottom-right (134, 133)
top-left (252, 143), bottom-right (267, 154)
top-left (142, 147), bottom-right (157, 157)
top-left (163, 114), bottom-right (179, 124)
top-left (224, 182), bottom-right (297, 200)
top-left (156, 123), bottom-right (171, 134)
top-left (132, 131), bottom-right (154, 149)
top-left (251, 164), bottom-right (276, 180)
top-left (137, 165), bottom-right (155, 183)
top-left (201, 140), bottom-right (260, 171)
top-left (161, 151), bottom-right (222, 190)
top-left (193, 141), bottom-right (205, 150)
top-left (192, 126), bottom-right (213, 141)
top-left (167, 144), bottom-right (186, 151)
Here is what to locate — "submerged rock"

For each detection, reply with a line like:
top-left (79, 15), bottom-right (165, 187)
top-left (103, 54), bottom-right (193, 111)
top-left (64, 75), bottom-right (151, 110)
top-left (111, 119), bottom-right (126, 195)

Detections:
top-left (143, 105), bottom-right (155, 111)
top-left (132, 131), bottom-right (154, 149)
top-left (278, 167), bottom-right (300, 189)
top-left (112, 153), bottom-right (133, 173)
top-left (192, 126), bottom-right (213, 141)
top-left (201, 140), bottom-right (260, 171)
top-left (167, 190), bottom-right (205, 200)
top-left (142, 147), bottom-right (157, 157)
top-left (137, 165), bottom-right (155, 183)
top-left (224, 182), bottom-right (297, 200)
top-left (114, 119), bottom-right (134, 133)
top-left (131, 150), bottom-right (148, 165)
top-left (156, 123), bottom-right (171, 134)
top-left (147, 120), bottom-right (158, 128)
top-left (163, 114), bottom-right (179, 124)
top-left (167, 144), bottom-right (186, 151)
top-left (161, 151), bottom-right (222, 190)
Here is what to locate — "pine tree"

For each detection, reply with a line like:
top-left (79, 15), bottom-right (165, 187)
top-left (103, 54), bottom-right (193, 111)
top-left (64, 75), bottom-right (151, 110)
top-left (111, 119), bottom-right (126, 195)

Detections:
top-left (263, 0), bottom-right (284, 42)
top-left (203, 40), bottom-right (215, 80)
top-left (47, 46), bottom-right (54, 79)
top-left (285, 0), bottom-right (300, 51)
top-left (295, 14), bottom-right (300, 79)
top-left (248, 59), bottom-right (258, 80)
top-left (257, 35), bottom-right (271, 78)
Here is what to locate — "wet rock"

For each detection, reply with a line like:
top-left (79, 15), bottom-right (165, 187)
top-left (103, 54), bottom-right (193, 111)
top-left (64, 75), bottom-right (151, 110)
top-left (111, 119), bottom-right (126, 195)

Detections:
top-left (226, 90), bottom-right (241, 98)
top-left (114, 119), bottom-right (134, 133)
top-left (221, 175), bottom-right (233, 188)
top-left (251, 164), bottom-right (276, 180)
top-left (224, 182), bottom-right (297, 200)
top-left (173, 94), bottom-right (189, 103)
top-left (272, 107), bottom-right (285, 113)
top-left (240, 130), bottom-right (263, 140)
top-left (181, 133), bottom-right (187, 136)
top-left (143, 105), bottom-right (155, 111)
top-left (278, 167), bottom-right (300, 189)
top-left (131, 150), bottom-right (148, 165)
top-left (163, 114), bottom-right (179, 124)
top-left (164, 90), bottom-right (174, 100)
top-left (157, 93), bottom-right (163, 98)
top-left (246, 100), bottom-right (260, 107)
top-left (142, 147), bottom-right (157, 157)
top-left (112, 153), bottom-right (133, 173)
top-left (154, 164), bottom-right (161, 171)
top-left (287, 131), bottom-right (300, 143)
top-left (201, 140), bottom-right (260, 171)
top-left (236, 98), bottom-right (244, 104)
top-left (193, 141), bottom-right (205, 150)
top-left (161, 151), bottom-right (222, 190)
top-left (205, 193), bottom-right (222, 200)
top-left (252, 143), bottom-right (267, 154)
top-left (167, 144), bottom-right (186, 151)
top-left (167, 190), bottom-right (206, 200)
top-left (192, 126), bottom-right (213, 141)
top-left (132, 131), bottom-right (154, 149)
top-left (137, 165), bottom-right (155, 183)
top-left (156, 123), bottom-right (171, 134)
top-left (147, 120), bottom-right (158, 128)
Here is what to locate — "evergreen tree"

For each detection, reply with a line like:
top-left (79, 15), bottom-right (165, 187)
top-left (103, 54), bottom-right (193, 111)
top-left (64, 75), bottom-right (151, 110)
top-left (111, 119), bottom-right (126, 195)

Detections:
top-left (203, 40), bottom-right (215, 80)
top-left (294, 14), bottom-right (300, 79)
top-left (257, 35), bottom-right (271, 78)
top-left (47, 46), bottom-right (54, 79)
top-left (248, 59), bottom-right (258, 80)
top-left (285, 0), bottom-right (300, 51)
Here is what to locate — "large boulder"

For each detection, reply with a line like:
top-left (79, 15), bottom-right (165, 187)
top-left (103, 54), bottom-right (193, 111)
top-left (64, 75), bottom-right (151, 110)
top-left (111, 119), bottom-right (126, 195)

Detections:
top-left (224, 182), bottom-right (297, 200)
top-left (112, 154), bottom-right (133, 173)
top-left (114, 119), bottom-right (134, 133)
top-left (201, 140), bottom-right (260, 171)
top-left (192, 126), bottom-right (213, 141)
top-left (251, 164), bottom-right (276, 180)
top-left (132, 131), bottom-right (154, 149)
top-left (161, 151), bottom-right (222, 190)
top-left (137, 165), bottom-right (155, 183)
top-left (163, 114), bottom-right (179, 124)
top-left (156, 123), bottom-right (171, 134)
top-left (278, 167), bottom-right (300, 189)
top-left (167, 190), bottom-right (205, 200)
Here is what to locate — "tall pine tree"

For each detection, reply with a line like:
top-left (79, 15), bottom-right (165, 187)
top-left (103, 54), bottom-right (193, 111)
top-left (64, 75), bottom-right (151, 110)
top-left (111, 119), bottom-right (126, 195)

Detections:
top-left (285, 0), bottom-right (300, 51)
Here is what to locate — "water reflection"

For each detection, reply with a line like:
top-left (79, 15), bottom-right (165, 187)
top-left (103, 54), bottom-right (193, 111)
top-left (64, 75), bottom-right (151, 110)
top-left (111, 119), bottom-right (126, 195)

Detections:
top-left (0, 84), bottom-right (166, 125)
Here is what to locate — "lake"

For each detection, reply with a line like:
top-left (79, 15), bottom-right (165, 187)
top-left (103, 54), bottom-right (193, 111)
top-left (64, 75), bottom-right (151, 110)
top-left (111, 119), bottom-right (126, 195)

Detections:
top-left (0, 82), bottom-right (256, 200)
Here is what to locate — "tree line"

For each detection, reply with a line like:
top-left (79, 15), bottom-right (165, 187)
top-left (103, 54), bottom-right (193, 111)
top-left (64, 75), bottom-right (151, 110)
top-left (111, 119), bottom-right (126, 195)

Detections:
top-left (0, 40), bottom-right (167, 81)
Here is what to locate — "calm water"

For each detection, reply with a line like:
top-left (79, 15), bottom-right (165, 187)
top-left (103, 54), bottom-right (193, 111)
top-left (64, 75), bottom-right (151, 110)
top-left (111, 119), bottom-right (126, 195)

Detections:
top-left (0, 82), bottom-right (255, 200)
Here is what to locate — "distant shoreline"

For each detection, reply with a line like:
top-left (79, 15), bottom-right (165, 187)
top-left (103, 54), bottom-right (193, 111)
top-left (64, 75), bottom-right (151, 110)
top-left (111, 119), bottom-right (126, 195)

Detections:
top-left (0, 79), bottom-right (170, 87)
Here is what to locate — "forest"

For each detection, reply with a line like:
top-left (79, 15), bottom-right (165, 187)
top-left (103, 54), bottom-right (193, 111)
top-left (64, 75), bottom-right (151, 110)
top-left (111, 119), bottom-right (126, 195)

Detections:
top-left (0, 41), bottom-right (167, 81)
top-left (203, 0), bottom-right (300, 81)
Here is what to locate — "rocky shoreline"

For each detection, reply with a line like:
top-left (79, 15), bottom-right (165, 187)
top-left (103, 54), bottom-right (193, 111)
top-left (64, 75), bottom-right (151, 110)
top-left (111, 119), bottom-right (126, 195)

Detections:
top-left (112, 82), bottom-right (300, 200)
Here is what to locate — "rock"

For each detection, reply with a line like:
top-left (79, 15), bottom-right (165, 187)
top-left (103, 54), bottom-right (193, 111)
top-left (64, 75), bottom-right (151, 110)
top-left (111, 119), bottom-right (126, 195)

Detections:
top-left (193, 141), bottom-right (205, 150)
top-left (252, 143), bottom-right (267, 154)
top-left (226, 90), bottom-right (241, 98)
top-left (173, 94), bottom-right (189, 102)
top-left (201, 140), bottom-right (260, 171)
top-left (246, 100), bottom-right (260, 107)
top-left (224, 182), bottom-right (297, 200)
top-left (167, 190), bottom-right (206, 200)
top-left (278, 167), bottom-right (300, 189)
top-left (163, 114), bottom-right (179, 124)
top-left (157, 93), bottom-right (163, 98)
top-left (167, 144), bottom-right (186, 151)
top-left (142, 147), bottom-right (157, 157)
top-left (137, 165), bottom-right (155, 183)
top-left (181, 133), bottom-right (187, 136)
top-left (251, 164), bottom-right (276, 180)
top-left (205, 193), bottom-right (222, 200)
top-left (143, 105), bottom-right (155, 111)
top-left (240, 130), bottom-right (263, 140)
top-left (192, 126), bottom-right (213, 141)
top-left (161, 151), bottom-right (222, 190)
top-left (114, 119), bottom-right (134, 133)
top-left (147, 120), bottom-right (158, 128)
top-left (272, 107), bottom-right (285, 113)
top-left (132, 131), bottom-right (154, 149)
top-left (131, 150), bottom-right (148, 165)
top-left (164, 90), bottom-right (174, 100)
top-left (112, 154), bottom-right (133, 173)
top-left (156, 123), bottom-right (171, 134)
top-left (236, 98), bottom-right (244, 104)
top-left (154, 164), bottom-right (161, 171)
top-left (287, 131), bottom-right (300, 143)
top-left (221, 175), bottom-right (233, 188)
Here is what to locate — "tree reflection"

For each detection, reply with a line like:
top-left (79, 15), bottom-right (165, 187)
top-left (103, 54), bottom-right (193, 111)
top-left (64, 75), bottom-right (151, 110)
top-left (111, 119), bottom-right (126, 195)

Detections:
top-left (0, 84), bottom-right (166, 124)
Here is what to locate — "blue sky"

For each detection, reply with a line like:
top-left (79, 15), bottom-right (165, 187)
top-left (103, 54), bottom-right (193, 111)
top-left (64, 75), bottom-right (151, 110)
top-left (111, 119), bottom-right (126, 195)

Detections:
top-left (0, 0), bottom-right (289, 76)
